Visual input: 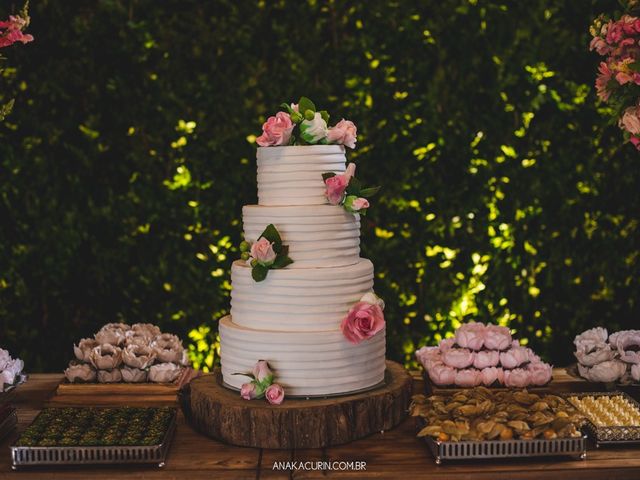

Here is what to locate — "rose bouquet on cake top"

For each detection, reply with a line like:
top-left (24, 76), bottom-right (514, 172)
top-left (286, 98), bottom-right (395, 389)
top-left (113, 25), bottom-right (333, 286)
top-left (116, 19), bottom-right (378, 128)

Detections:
top-left (589, 0), bottom-right (640, 149)
top-left (574, 327), bottom-right (640, 384)
top-left (64, 323), bottom-right (190, 384)
top-left (416, 322), bottom-right (553, 388)
top-left (0, 348), bottom-right (25, 392)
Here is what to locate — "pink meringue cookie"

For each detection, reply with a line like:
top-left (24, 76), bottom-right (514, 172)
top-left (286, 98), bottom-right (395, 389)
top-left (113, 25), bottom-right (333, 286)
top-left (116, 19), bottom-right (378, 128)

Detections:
top-left (499, 347), bottom-right (529, 369)
top-left (473, 350), bottom-right (500, 369)
top-left (428, 363), bottom-right (457, 386)
top-left (483, 324), bottom-right (512, 350)
top-left (455, 368), bottom-right (483, 387)
top-left (503, 368), bottom-right (531, 388)
top-left (454, 322), bottom-right (486, 351)
top-left (441, 348), bottom-right (475, 369)
top-left (415, 346), bottom-right (442, 370)
top-left (527, 362), bottom-right (553, 386)
top-left (480, 367), bottom-right (504, 386)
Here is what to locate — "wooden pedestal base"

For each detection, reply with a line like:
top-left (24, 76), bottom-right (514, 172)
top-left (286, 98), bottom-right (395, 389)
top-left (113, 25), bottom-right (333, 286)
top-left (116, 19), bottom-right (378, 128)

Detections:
top-left (184, 360), bottom-right (412, 449)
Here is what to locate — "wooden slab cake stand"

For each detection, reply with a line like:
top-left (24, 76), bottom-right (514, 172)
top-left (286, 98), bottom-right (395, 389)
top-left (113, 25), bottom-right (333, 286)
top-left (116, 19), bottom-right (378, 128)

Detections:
top-left (184, 360), bottom-right (412, 449)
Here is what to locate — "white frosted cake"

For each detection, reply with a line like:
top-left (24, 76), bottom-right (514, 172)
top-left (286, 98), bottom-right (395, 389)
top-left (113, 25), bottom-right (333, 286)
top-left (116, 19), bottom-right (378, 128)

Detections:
top-left (220, 104), bottom-right (386, 397)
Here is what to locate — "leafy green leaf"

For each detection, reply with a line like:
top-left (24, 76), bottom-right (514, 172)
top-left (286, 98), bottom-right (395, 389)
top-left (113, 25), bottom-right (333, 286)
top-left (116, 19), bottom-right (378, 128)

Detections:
top-left (271, 255), bottom-right (294, 269)
top-left (251, 264), bottom-right (269, 282)
top-left (280, 102), bottom-right (294, 113)
top-left (259, 224), bottom-right (282, 251)
top-left (319, 110), bottom-right (329, 123)
top-left (346, 176), bottom-right (363, 196)
top-left (359, 186), bottom-right (381, 197)
top-left (298, 96), bottom-right (316, 114)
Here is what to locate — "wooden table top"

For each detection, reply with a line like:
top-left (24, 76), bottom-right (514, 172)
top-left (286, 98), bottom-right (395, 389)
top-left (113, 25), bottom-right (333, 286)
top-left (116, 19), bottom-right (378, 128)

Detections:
top-left (1, 371), bottom-right (639, 479)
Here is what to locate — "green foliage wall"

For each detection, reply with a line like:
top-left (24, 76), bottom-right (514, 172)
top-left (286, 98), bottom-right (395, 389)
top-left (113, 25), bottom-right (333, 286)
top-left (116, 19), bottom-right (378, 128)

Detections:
top-left (1, 0), bottom-right (638, 372)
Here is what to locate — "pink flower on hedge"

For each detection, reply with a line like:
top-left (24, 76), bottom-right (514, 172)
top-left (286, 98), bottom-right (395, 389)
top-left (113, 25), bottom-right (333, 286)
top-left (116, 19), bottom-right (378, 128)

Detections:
top-left (265, 383), bottom-right (285, 405)
top-left (441, 348), bottom-right (475, 369)
top-left (428, 363), bottom-right (456, 386)
top-left (595, 62), bottom-right (613, 101)
top-left (340, 300), bottom-right (385, 344)
top-left (250, 237), bottom-right (276, 266)
top-left (590, 35), bottom-right (611, 56)
top-left (631, 136), bottom-right (640, 150)
top-left (480, 367), bottom-right (504, 386)
top-left (256, 112), bottom-right (294, 147)
top-left (483, 324), bottom-right (512, 351)
top-left (325, 163), bottom-right (355, 205)
top-left (527, 362), bottom-right (553, 386)
top-left (0, 15), bottom-right (33, 48)
top-left (455, 368), bottom-right (482, 387)
top-left (503, 368), bottom-right (531, 388)
top-left (473, 350), bottom-right (499, 369)
top-left (327, 119), bottom-right (358, 149)
top-left (620, 106), bottom-right (640, 135)
top-left (454, 322), bottom-right (485, 351)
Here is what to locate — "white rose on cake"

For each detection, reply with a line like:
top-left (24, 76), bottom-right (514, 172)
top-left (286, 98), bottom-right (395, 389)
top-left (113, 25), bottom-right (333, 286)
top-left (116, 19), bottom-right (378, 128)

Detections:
top-left (300, 112), bottom-right (328, 143)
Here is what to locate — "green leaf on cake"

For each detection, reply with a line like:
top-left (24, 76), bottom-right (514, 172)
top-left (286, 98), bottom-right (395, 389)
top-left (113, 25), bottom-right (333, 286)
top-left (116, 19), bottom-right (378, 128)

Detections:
top-left (319, 110), bottom-right (330, 123)
top-left (271, 255), bottom-right (294, 269)
top-left (322, 172), bottom-right (336, 182)
top-left (346, 176), bottom-right (363, 195)
top-left (359, 186), bottom-right (381, 197)
top-left (251, 264), bottom-right (269, 282)
top-left (259, 224), bottom-right (283, 252)
top-left (280, 102), bottom-right (294, 113)
top-left (298, 96), bottom-right (316, 114)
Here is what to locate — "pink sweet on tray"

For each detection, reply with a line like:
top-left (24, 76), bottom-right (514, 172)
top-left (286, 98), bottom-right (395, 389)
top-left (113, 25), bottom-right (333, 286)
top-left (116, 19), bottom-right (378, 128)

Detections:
top-left (415, 321), bottom-right (553, 388)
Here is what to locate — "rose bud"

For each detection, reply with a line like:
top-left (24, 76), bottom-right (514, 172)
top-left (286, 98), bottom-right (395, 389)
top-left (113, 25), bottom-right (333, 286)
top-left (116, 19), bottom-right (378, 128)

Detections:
top-left (250, 237), bottom-right (277, 267)
top-left (455, 322), bottom-right (486, 351)
top-left (473, 350), bottom-right (499, 369)
top-left (97, 369), bottom-right (122, 383)
top-left (74, 338), bottom-right (99, 362)
top-left (483, 324), bottom-right (512, 350)
top-left (122, 344), bottom-right (156, 369)
top-left (89, 344), bottom-right (123, 370)
top-left (455, 368), bottom-right (482, 387)
top-left (441, 348), bottom-right (475, 369)
top-left (252, 360), bottom-right (274, 384)
top-left (240, 382), bottom-right (258, 400)
top-left (428, 363), bottom-right (456, 386)
top-left (503, 368), bottom-right (531, 388)
top-left (120, 366), bottom-right (148, 383)
top-left (148, 362), bottom-right (182, 383)
top-left (65, 363), bottom-right (97, 383)
top-left (265, 383), bottom-right (285, 405)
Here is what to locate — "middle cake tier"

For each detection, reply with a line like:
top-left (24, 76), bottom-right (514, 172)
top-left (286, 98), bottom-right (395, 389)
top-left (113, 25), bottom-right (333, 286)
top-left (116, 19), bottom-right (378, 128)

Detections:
top-left (243, 204), bottom-right (361, 268)
top-left (230, 258), bottom-right (374, 331)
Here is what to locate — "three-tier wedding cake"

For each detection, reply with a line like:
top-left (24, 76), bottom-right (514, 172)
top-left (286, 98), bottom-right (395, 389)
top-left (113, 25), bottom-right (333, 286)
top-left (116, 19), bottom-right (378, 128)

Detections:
top-left (219, 99), bottom-right (386, 397)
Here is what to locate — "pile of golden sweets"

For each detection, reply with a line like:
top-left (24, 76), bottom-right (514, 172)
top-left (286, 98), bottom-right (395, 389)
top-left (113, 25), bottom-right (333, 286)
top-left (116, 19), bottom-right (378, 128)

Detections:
top-left (568, 394), bottom-right (640, 427)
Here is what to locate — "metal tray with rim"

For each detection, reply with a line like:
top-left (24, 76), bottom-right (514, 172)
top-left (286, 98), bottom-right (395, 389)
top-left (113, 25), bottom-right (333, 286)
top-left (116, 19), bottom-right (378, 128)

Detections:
top-left (566, 391), bottom-right (640, 446)
top-left (10, 407), bottom-right (177, 469)
top-left (424, 434), bottom-right (587, 464)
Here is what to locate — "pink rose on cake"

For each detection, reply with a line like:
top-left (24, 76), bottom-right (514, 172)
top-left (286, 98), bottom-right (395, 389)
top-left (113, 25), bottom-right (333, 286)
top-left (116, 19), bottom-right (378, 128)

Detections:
top-left (250, 237), bottom-right (277, 266)
top-left (441, 348), bottom-right (475, 369)
top-left (340, 292), bottom-right (385, 344)
top-left (503, 368), bottom-right (531, 388)
top-left (325, 163), bottom-right (356, 205)
top-left (256, 112), bottom-right (294, 147)
top-left (253, 360), bottom-right (274, 383)
top-left (344, 195), bottom-right (369, 213)
top-left (240, 382), bottom-right (258, 400)
top-left (455, 368), bottom-right (482, 387)
top-left (480, 367), bottom-right (504, 386)
top-left (265, 384), bottom-right (285, 405)
top-left (483, 324), bottom-right (512, 351)
top-left (473, 350), bottom-right (499, 369)
top-left (454, 322), bottom-right (486, 351)
top-left (327, 119), bottom-right (357, 149)
top-left (428, 363), bottom-right (456, 385)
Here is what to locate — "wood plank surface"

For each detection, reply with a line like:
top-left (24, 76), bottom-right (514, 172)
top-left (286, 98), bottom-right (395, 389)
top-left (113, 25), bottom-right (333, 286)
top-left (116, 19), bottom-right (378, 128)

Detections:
top-left (0, 371), bottom-right (638, 479)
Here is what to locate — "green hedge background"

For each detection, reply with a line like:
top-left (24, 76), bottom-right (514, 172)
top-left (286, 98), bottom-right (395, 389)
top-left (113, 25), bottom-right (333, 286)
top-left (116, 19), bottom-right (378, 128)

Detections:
top-left (1, 0), bottom-right (638, 372)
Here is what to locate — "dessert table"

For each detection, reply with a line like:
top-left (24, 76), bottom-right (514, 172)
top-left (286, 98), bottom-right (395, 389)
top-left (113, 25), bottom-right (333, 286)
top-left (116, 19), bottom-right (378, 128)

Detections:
top-left (1, 371), bottom-right (639, 480)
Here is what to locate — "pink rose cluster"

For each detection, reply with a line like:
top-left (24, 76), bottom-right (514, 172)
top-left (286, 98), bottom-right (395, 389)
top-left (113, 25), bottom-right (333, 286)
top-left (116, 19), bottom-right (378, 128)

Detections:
top-left (589, 12), bottom-right (640, 148)
top-left (255, 99), bottom-right (357, 148)
top-left (340, 292), bottom-right (385, 345)
top-left (0, 13), bottom-right (33, 49)
top-left (574, 327), bottom-right (640, 384)
top-left (415, 322), bottom-right (553, 388)
top-left (239, 360), bottom-right (285, 405)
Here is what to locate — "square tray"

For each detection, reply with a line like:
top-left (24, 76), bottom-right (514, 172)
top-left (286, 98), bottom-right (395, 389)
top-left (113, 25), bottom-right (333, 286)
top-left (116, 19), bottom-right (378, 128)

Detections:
top-left (11, 407), bottom-right (177, 469)
top-left (566, 391), bottom-right (640, 446)
top-left (424, 432), bottom-right (587, 464)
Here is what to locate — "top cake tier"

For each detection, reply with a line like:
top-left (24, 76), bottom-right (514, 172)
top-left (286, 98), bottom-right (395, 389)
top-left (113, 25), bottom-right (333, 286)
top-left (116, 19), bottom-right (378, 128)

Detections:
top-left (256, 145), bottom-right (346, 206)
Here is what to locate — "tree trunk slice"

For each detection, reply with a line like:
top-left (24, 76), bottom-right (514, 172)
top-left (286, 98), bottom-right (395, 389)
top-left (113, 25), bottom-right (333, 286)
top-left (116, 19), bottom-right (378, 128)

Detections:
top-left (185, 360), bottom-right (412, 449)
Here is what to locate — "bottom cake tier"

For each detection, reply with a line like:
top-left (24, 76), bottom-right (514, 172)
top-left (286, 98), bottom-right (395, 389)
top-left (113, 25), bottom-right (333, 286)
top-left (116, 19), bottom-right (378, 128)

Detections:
top-left (219, 315), bottom-right (386, 396)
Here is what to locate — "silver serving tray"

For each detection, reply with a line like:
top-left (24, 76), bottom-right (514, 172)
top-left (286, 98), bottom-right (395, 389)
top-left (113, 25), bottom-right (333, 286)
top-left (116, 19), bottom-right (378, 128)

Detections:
top-left (567, 391), bottom-right (640, 446)
top-left (424, 434), bottom-right (587, 464)
top-left (11, 408), bottom-right (177, 469)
